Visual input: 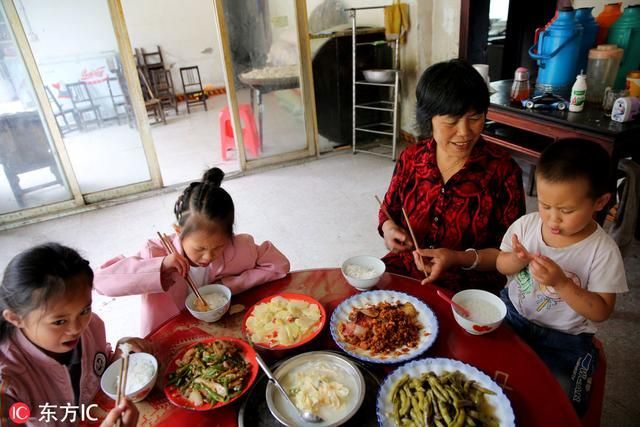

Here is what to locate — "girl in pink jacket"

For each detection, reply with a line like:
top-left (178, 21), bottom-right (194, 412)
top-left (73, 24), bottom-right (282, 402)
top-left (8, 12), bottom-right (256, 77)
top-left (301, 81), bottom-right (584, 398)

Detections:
top-left (0, 243), bottom-right (145, 427)
top-left (94, 167), bottom-right (291, 336)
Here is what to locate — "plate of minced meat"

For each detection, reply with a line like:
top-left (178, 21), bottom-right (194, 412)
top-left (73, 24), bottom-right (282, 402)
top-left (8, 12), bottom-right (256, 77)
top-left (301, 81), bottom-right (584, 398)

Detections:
top-left (330, 290), bottom-right (438, 364)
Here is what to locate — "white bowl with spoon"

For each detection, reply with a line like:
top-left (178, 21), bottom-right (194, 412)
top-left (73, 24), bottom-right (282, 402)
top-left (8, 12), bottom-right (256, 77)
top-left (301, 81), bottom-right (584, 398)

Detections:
top-left (449, 289), bottom-right (506, 335)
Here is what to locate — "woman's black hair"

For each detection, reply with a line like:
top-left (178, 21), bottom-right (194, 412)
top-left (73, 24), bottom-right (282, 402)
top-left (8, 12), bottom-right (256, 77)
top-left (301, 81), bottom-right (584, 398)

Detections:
top-left (536, 138), bottom-right (611, 199)
top-left (173, 167), bottom-right (235, 238)
top-left (415, 59), bottom-right (489, 138)
top-left (0, 243), bottom-right (94, 341)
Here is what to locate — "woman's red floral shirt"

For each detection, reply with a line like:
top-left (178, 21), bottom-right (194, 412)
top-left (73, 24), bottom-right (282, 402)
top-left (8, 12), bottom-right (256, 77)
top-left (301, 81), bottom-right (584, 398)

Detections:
top-left (379, 138), bottom-right (526, 293)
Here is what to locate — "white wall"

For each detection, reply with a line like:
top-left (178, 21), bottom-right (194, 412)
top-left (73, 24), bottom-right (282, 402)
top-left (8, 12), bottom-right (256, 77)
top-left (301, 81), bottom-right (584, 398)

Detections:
top-left (121, 0), bottom-right (224, 89)
top-left (18, 0), bottom-right (115, 61)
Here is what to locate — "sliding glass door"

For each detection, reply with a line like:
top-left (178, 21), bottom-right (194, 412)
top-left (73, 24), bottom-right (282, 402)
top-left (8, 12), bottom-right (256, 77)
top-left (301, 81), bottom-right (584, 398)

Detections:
top-left (1, 0), bottom-right (163, 224)
top-left (0, 1), bottom-right (74, 215)
top-left (213, 0), bottom-right (317, 169)
top-left (15, 0), bottom-right (155, 195)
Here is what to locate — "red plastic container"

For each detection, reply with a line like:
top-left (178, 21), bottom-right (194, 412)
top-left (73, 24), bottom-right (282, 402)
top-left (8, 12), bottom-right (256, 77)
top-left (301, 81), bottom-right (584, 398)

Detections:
top-left (596, 2), bottom-right (623, 45)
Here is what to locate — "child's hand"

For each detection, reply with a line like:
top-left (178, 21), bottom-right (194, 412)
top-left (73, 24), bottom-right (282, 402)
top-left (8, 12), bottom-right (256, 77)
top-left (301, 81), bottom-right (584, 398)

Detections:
top-left (114, 337), bottom-right (154, 359)
top-left (161, 253), bottom-right (190, 277)
top-left (512, 235), bottom-right (533, 262)
top-left (99, 398), bottom-right (138, 427)
top-left (529, 255), bottom-right (571, 290)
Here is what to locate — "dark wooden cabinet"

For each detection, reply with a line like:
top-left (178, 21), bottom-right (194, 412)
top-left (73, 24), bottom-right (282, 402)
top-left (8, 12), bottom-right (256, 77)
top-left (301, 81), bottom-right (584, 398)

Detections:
top-left (484, 80), bottom-right (640, 224)
top-left (0, 111), bottom-right (63, 207)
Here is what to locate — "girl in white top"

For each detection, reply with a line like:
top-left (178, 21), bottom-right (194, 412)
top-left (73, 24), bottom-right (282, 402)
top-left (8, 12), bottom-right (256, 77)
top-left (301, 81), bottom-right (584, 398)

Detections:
top-left (497, 138), bottom-right (628, 415)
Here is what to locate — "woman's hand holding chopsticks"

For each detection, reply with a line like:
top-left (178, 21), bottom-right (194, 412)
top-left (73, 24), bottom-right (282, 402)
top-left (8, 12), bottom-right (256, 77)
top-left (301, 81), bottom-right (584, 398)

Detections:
top-left (381, 220), bottom-right (414, 253)
top-left (376, 195), bottom-right (414, 253)
top-left (412, 247), bottom-right (456, 285)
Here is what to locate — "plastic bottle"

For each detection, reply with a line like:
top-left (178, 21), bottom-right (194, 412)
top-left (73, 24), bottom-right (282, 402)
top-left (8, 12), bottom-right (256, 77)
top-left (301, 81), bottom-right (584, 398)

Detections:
top-left (510, 67), bottom-right (531, 102)
top-left (585, 44), bottom-right (624, 103)
top-left (569, 73), bottom-right (587, 112)
top-left (596, 2), bottom-right (623, 45)
top-left (608, 5), bottom-right (640, 89)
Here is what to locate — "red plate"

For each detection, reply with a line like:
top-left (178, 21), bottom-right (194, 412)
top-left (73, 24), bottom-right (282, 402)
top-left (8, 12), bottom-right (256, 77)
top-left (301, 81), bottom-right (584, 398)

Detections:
top-left (163, 337), bottom-right (259, 411)
top-left (242, 293), bottom-right (326, 350)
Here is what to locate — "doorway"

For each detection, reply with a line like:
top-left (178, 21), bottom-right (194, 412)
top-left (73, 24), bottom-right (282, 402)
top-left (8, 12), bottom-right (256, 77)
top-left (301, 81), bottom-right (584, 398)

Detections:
top-left (0, 2), bottom-right (74, 215)
top-left (461, 0), bottom-right (557, 81)
top-left (214, 0), bottom-right (317, 169)
top-left (121, 0), bottom-right (241, 186)
top-left (14, 0), bottom-right (156, 194)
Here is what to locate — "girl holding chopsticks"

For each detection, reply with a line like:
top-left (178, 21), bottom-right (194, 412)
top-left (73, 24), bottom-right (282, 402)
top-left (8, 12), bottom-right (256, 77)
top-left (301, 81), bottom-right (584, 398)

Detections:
top-left (94, 167), bottom-right (290, 336)
top-left (0, 243), bottom-right (147, 426)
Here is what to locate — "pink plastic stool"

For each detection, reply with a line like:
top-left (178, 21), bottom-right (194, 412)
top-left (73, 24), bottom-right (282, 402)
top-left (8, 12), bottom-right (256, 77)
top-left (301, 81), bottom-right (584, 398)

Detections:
top-left (219, 104), bottom-right (260, 160)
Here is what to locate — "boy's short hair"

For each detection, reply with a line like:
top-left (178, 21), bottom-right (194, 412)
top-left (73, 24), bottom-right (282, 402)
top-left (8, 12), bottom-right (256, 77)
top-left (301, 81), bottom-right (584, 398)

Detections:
top-left (536, 138), bottom-right (611, 199)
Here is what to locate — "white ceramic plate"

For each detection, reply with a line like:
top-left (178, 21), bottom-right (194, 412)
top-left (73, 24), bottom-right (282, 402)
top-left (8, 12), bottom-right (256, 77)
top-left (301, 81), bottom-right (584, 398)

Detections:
top-left (330, 290), bottom-right (438, 364)
top-left (376, 358), bottom-right (516, 427)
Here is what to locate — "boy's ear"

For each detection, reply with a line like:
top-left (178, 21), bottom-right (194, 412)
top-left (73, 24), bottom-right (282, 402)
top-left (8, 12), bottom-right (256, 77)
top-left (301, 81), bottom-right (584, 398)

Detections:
top-left (2, 309), bottom-right (24, 328)
top-left (594, 193), bottom-right (611, 211)
top-left (172, 223), bottom-right (181, 234)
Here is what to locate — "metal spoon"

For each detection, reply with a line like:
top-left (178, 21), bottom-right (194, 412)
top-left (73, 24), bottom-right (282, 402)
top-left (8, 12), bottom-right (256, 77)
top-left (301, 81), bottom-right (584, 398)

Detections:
top-left (255, 353), bottom-right (324, 424)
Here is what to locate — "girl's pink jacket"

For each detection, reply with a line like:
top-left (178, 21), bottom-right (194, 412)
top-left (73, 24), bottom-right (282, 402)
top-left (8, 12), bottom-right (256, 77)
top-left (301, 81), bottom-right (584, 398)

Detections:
top-left (0, 314), bottom-right (110, 426)
top-left (94, 233), bottom-right (290, 336)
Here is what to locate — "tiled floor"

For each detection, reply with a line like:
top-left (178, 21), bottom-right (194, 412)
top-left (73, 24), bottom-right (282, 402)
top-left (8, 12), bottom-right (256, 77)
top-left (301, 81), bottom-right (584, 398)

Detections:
top-left (0, 152), bottom-right (637, 426)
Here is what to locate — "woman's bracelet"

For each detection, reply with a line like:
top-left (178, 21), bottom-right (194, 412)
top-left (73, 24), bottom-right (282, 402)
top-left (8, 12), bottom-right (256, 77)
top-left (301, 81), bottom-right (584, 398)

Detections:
top-left (461, 248), bottom-right (480, 270)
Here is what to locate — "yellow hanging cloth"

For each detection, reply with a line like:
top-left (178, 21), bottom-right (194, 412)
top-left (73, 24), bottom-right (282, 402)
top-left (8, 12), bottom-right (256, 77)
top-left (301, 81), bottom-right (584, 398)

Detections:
top-left (384, 0), bottom-right (410, 43)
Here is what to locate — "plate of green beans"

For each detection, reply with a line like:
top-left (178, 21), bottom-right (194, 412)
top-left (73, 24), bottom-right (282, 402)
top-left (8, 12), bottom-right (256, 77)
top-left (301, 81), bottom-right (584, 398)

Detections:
top-left (376, 358), bottom-right (515, 427)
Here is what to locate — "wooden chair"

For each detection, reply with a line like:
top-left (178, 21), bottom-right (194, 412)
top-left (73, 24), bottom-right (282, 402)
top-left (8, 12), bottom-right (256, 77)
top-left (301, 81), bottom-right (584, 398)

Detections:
top-left (45, 86), bottom-right (77, 135)
top-left (139, 45), bottom-right (164, 69)
top-left (66, 82), bottom-right (103, 130)
top-left (149, 68), bottom-right (178, 115)
top-left (180, 66), bottom-right (208, 113)
top-left (106, 77), bottom-right (134, 126)
top-left (137, 68), bottom-right (166, 125)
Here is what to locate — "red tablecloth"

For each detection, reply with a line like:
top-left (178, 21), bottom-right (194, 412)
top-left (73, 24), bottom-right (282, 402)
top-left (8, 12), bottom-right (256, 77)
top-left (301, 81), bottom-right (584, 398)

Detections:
top-left (92, 269), bottom-right (580, 426)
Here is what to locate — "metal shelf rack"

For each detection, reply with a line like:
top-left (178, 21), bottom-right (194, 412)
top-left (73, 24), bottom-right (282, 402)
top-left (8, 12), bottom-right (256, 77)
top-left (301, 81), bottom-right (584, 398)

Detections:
top-left (347, 6), bottom-right (400, 161)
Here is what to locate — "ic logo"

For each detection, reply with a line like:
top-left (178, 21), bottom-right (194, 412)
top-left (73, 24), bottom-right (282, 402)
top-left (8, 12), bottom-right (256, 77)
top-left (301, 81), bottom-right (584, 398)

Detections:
top-left (9, 402), bottom-right (30, 424)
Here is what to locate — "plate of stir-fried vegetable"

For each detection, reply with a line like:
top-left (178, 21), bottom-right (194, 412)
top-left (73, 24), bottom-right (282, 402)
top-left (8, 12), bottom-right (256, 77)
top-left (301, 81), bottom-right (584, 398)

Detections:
top-left (164, 337), bottom-right (259, 410)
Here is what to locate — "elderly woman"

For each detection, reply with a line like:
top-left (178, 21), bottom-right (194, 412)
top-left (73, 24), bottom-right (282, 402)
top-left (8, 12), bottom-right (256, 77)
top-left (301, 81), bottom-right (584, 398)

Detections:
top-left (379, 59), bottom-right (525, 293)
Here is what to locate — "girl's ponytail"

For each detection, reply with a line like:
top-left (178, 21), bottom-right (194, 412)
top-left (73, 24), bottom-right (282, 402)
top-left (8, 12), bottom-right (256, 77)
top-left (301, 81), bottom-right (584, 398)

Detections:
top-left (202, 167), bottom-right (224, 188)
top-left (173, 168), bottom-right (234, 237)
top-left (0, 243), bottom-right (93, 341)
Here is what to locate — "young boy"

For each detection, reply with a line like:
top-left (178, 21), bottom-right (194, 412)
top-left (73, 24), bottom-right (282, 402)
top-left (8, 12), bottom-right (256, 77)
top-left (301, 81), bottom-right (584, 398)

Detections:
top-left (496, 138), bottom-right (628, 415)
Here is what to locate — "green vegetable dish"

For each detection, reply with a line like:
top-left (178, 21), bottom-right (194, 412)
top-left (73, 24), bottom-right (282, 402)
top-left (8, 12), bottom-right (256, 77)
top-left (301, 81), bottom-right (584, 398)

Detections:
top-left (389, 371), bottom-right (500, 427)
top-left (167, 340), bottom-right (250, 406)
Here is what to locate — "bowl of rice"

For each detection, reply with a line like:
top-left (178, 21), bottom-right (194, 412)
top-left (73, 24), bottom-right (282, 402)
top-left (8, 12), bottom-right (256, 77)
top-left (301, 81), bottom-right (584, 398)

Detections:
top-left (185, 284), bottom-right (232, 322)
top-left (451, 289), bottom-right (507, 335)
top-left (341, 256), bottom-right (386, 291)
top-left (101, 352), bottom-right (158, 402)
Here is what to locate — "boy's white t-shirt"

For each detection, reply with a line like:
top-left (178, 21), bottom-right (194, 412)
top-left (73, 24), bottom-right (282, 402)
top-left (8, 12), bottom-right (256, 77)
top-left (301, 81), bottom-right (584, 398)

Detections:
top-left (501, 212), bottom-right (628, 335)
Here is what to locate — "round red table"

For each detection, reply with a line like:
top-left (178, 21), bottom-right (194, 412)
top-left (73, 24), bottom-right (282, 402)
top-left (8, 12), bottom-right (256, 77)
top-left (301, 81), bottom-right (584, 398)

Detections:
top-left (92, 269), bottom-right (580, 426)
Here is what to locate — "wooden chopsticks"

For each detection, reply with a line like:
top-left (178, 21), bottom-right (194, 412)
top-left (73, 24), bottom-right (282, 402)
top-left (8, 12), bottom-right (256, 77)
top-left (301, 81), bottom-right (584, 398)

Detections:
top-left (375, 195), bottom-right (392, 221)
top-left (401, 207), bottom-right (430, 281)
top-left (156, 232), bottom-right (209, 310)
top-left (114, 350), bottom-right (130, 427)
top-left (376, 196), bottom-right (429, 281)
